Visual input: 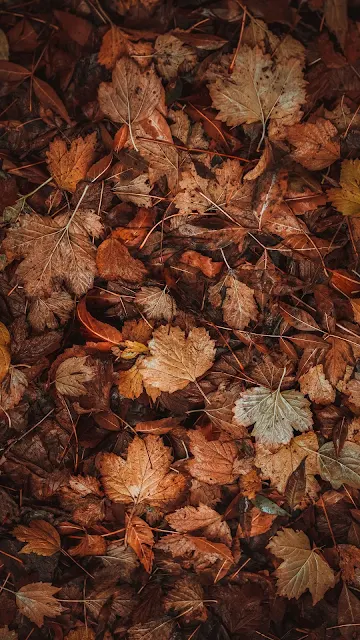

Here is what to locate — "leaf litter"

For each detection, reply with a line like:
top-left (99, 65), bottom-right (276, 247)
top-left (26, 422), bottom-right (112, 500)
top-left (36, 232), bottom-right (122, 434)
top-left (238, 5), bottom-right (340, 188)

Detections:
top-left (0, 1), bottom-right (360, 638)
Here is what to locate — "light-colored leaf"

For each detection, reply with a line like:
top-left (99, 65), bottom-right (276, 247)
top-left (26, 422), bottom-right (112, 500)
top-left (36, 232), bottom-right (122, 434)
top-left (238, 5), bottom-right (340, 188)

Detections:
top-left (318, 441), bottom-right (360, 489)
top-left (16, 583), bottom-right (63, 627)
top-left (155, 34), bottom-right (197, 81)
top-left (135, 286), bottom-right (176, 322)
top-left (167, 503), bottom-right (232, 546)
top-left (188, 430), bottom-right (252, 485)
top-left (209, 276), bottom-right (258, 332)
top-left (299, 364), bottom-right (336, 405)
top-left (13, 520), bottom-right (61, 556)
top-left (28, 291), bottom-right (74, 333)
top-left (55, 356), bottom-right (95, 397)
top-left (233, 385), bottom-right (313, 445)
top-left (329, 159), bottom-right (360, 217)
top-left (267, 528), bottom-right (336, 604)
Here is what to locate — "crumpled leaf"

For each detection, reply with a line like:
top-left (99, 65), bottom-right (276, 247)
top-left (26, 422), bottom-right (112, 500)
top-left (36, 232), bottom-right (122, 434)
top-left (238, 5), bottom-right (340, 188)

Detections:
top-left (329, 159), bottom-right (360, 217)
top-left (209, 275), bottom-right (258, 331)
top-left (167, 503), bottom-right (232, 547)
top-left (318, 441), bottom-right (360, 489)
top-left (15, 583), bottom-right (63, 627)
top-left (46, 133), bottom-right (97, 193)
top-left (98, 57), bottom-right (164, 150)
top-left (13, 520), bottom-right (61, 556)
top-left (206, 45), bottom-right (306, 129)
top-left (234, 385), bottom-right (313, 445)
top-left (28, 291), bottom-right (74, 333)
top-left (140, 325), bottom-right (215, 393)
top-left (55, 356), bottom-right (95, 397)
top-left (100, 434), bottom-right (186, 507)
top-left (156, 533), bottom-right (233, 569)
top-left (3, 210), bottom-right (103, 298)
top-left (69, 534), bottom-right (107, 557)
top-left (267, 528), bottom-right (336, 604)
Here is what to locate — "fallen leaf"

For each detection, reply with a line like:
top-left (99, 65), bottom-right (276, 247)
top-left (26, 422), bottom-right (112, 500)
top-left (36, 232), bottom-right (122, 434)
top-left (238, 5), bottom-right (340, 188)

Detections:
top-left (279, 303), bottom-right (321, 332)
top-left (96, 236), bottom-right (146, 283)
top-left (127, 619), bottom-right (175, 640)
top-left (267, 528), bottom-right (336, 604)
top-left (234, 385), bottom-right (313, 445)
top-left (126, 514), bottom-right (154, 572)
top-left (4, 210), bottom-right (103, 297)
top-left (180, 250), bottom-right (222, 278)
top-left (46, 133), bottom-right (97, 193)
top-left (140, 325), bottom-right (215, 393)
top-left (98, 57), bottom-right (164, 150)
top-left (13, 520), bottom-right (61, 556)
top-left (237, 507), bottom-right (276, 538)
top-left (16, 583), bottom-right (63, 627)
top-left (339, 544), bottom-right (360, 582)
top-left (285, 118), bottom-right (340, 170)
top-left (33, 77), bottom-right (71, 124)
top-left (188, 430), bottom-right (252, 485)
top-left (55, 356), bottom-right (95, 396)
top-left (167, 503), bottom-right (232, 546)
top-left (77, 297), bottom-right (122, 345)
top-left (132, 112), bottom-right (179, 191)
top-left (338, 583), bottom-right (360, 640)
top-left (118, 360), bottom-right (145, 399)
top-left (318, 441), bottom-right (360, 489)
top-left (154, 34), bottom-right (197, 81)
top-left (28, 291), bottom-right (74, 333)
top-left (329, 159), bottom-right (360, 217)
top-left (156, 533), bottom-right (233, 567)
top-left (135, 286), bottom-right (176, 322)
top-left (100, 435), bottom-right (186, 507)
top-left (324, 0), bottom-right (348, 50)
top-left (69, 534), bottom-right (107, 557)
top-left (65, 627), bottom-right (95, 640)
top-left (299, 364), bottom-right (336, 405)
top-left (323, 336), bottom-right (354, 386)
top-left (163, 576), bottom-right (207, 623)
top-left (113, 169), bottom-right (153, 207)
top-left (98, 25), bottom-right (128, 69)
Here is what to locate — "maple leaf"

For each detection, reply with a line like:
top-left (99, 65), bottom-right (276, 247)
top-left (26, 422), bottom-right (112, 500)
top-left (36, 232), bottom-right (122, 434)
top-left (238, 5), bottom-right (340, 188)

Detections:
top-left (299, 364), bottom-right (336, 405)
top-left (46, 133), bottom-right (97, 193)
top-left (28, 291), bottom-right (74, 332)
top-left (140, 325), bottom-right (215, 393)
top-left (98, 57), bottom-right (164, 150)
top-left (135, 286), bottom-right (176, 322)
top-left (233, 385), bottom-right (313, 445)
top-left (268, 528), bottom-right (336, 604)
top-left (255, 432), bottom-right (319, 495)
top-left (125, 514), bottom-right (154, 573)
top-left (55, 356), bottom-right (95, 397)
top-left (167, 504), bottom-right (231, 546)
top-left (100, 435), bottom-right (186, 507)
top-left (13, 520), bottom-right (61, 556)
top-left (329, 159), bottom-right (360, 216)
top-left (154, 34), bottom-right (197, 81)
top-left (163, 576), bottom-right (207, 623)
top-left (3, 210), bottom-right (103, 298)
top-left (188, 430), bottom-right (252, 485)
top-left (15, 583), bottom-right (63, 627)
top-left (206, 45), bottom-right (306, 140)
top-left (285, 118), bottom-right (340, 171)
top-left (318, 441), bottom-right (360, 489)
top-left (209, 275), bottom-right (258, 332)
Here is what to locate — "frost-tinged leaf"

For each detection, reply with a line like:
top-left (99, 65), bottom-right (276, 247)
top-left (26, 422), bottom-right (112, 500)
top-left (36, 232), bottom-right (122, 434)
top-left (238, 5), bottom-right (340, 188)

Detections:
top-left (100, 435), bottom-right (186, 507)
top-left (55, 356), bottom-right (95, 397)
top-left (16, 583), bottom-right (63, 627)
top-left (140, 325), bottom-right (215, 393)
top-left (267, 528), bottom-right (335, 604)
top-left (46, 133), bottom-right (97, 193)
top-left (207, 45), bottom-right (306, 129)
top-left (318, 441), bottom-right (360, 489)
top-left (234, 386), bottom-right (313, 445)
top-left (13, 520), bottom-right (61, 556)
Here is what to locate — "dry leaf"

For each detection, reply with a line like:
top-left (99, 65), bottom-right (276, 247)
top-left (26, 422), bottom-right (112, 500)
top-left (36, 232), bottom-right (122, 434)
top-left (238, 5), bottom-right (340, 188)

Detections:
top-left (100, 435), bottom-right (186, 507)
top-left (188, 430), bottom-right (252, 485)
top-left (16, 583), bottom-right (63, 627)
top-left (77, 297), bottom-right (122, 345)
top-left (299, 364), bottom-right (336, 405)
top-left (329, 159), bottom-right (360, 217)
top-left (255, 432), bottom-right (320, 495)
top-left (4, 210), bottom-right (103, 297)
top-left (207, 45), bottom-right (306, 130)
top-left (126, 514), bottom-right (154, 573)
top-left (69, 534), bottom-right (107, 557)
top-left (96, 236), bottom-right (146, 283)
top-left (163, 576), bottom-right (207, 623)
top-left (324, 0), bottom-right (348, 50)
top-left (209, 276), bottom-right (258, 332)
top-left (318, 441), bottom-right (360, 489)
top-left (47, 133), bottom-right (97, 193)
top-left (154, 34), bottom-right (197, 81)
top-left (113, 170), bottom-right (153, 207)
top-left (237, 507), bottom-right (276, 538)
top-left (267, 528), bottom-right (336, 604)
top-left (0, 344), bottom-right (11, 385)
top-left (98, 26), bottom-right (128, 69)
top-left (55, 356), bottom-right (95, 396)
top-left (132, 111), bottom-right (179, 191)
top-left (0, 367), bottom-right (28, 412)
top-left (127, 619), bottom-right (175, 640)
top-left (167, 503), bottom-right (231, 546)
top-left (65, 627), bottom-right (95, 640)
top-left (323, 336), bottom-right (354, 386)
top-left (98, 57), bottom-right (164, 150)
top-left (0, 628), bottom-right (17, 640)
top-left (203, 385), bottom-right (247, 438)
top-left (234, 385), bottom-right (313, 445)
top-left (135, 286), bottom-right (176, 322)
top-left (118, 360), bottom-right (145, 399)
top-left (13, 520), bottom-right (61, 556)
top-left (339, 544), bottom-right (360, 582)
top-left (285, 118), bottom-right (340, 170)
top-left (28, 291), bottom-right (74, 332)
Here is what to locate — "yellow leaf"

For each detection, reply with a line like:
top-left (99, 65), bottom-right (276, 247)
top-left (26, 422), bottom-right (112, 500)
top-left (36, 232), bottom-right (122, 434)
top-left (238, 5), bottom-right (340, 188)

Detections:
top-left (329, 159), bottom-right (360, 216)
top-left (0, 344), bottom-right (10, 385)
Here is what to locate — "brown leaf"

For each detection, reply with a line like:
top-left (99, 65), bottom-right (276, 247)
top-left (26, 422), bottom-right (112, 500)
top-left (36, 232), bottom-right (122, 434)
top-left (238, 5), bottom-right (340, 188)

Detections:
top-left (77, 297), bottom-right (122, 345)
top-left (237, 507), bottom-right (276, 538)
top-left (98, 25), bottom-right (128, 69)
top-left (155, 34), bottom-right (197, 81)
top-left (64, 628), bottom-right (95, 640)
top-left (286, 118), bottom-right (340, 170)
top-left (28, 291), bottom-right (74, 333)
top-left (180, 250), bottom-right (222, 278)
top-left (100, 435), bottom-right (186, 508)
top-left (167, 504), bottom-right (231, 546)
top-left (98, 57), bottom-right (164, 150)
top-left (47, 133), bottom-right (97, 193)
top-left (279, 303), bottom-right (321, 332)
top-left (299, 364), bottom-right (336, 405)
top-left (33, 77), bottom-right (71, 124)
top-left (324, 0), bottom-right (348, 50)
top-left (55, 356), bottom-right (95, 396)
top-left (140, 325), bottom-right (215, 393)
top-left (338, 583), bottom-right (360, 640)
top-left (0, 344), bottom-right (10, 385)
top-left (135, 286), bottom-right (176, 322)
top-left (96, 236), bottom-right (146, 283)
top-left (127, 619), bottom-right (175, 640)
top-left (209, 276), bottom-right (258, 332)
top-left (135, 417), bottom-right (181, 434)
top-left (156, 533), bottom-right (233, 568)
top-left (0, 60), bottom-right (30, 83)
top-left (339, 544), bottom-right (360, 582)
top-left (163, 576), bottom-right (207, 623)
top-left (284, 459), bottom-right (306, 510)
top-left (53, 10), bottom-right (92, 46)
top-left (118, 359), bottom-right (145, 399)
top-left (15, 583), bottom-right (63, 627)
top-left (203, 386), bottom-right (247, 438)
top-left (126, 514), bottom-right (154, 572)
top-left (188, 430), bottom-right (252, 485)
top-left (4, 211), bottom-right (103, 297)
top-left (323, 336), bottom-right (354, 386)
top-left (132, 112), bottom-right (179, 191)
top-left (13, 520), bottom-right (61, 556)
top-left (69, 534), bottom-right (107, 557)
top-left (0, 367), bottom-right (28, 412)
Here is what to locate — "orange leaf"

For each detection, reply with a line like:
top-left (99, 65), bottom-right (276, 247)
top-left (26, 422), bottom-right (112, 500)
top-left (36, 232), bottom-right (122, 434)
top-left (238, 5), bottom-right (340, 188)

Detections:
top-left (69, 534), bottom-right (107, 557)
top-left (16, 582), bottom-right (63, 627)
top-left (126, 514), bottom-right (154, 573)
top-left (33, 77), bottom-right (71, 124)
top-left (77, 297), bottom-right (122, 345)
top-left (13, 520), bottom-right (61, 556)
top-left (47, 133), bottom-right (97, 193)
top-left (96, 236), bottom-right (146, 283)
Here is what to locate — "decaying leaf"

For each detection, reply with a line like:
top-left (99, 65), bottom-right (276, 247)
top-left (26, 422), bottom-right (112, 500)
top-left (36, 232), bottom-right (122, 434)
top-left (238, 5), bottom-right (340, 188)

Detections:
top-left (16, 583), bottom-right (63, 627)
top-left (318, 441), bottom-right (360, 489)
top-left (299, 364), bottom-right (336, 405)
top-left (188, 430), bottom-right (252, 485)
top-left (163, 576), bottom-right (207, 622)
top-left (140, 325), bottom-right (215, 393)
top-left (96, 236), bottom-right (146, 283)
top-left (267, 528), bottom-right (336, 604)
top-left (135, 286), bottom-right (176, 322)
top-left (285, 118), bottom-right (340, 170)
top-left (100, 435), bottom-right (186, 507)
top-left (126, 514), bottom-right (154, 572)
top-left (234, 385), bottom-right (313, 445)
